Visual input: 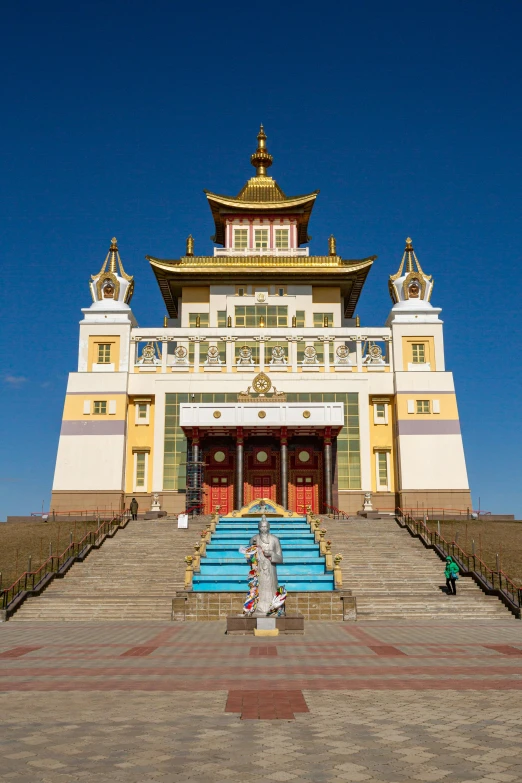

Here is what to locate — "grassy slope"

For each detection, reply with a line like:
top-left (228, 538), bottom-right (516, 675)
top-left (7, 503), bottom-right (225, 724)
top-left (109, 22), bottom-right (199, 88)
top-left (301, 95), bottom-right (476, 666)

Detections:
top-left (438, 520), bottom-right (522, 586)
top-left (0, 519), bottom-right (101, 590)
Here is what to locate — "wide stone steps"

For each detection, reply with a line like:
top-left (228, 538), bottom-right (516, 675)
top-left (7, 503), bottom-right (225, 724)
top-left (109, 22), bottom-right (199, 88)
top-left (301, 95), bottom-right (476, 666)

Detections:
top-left (321, 516), bottom-right (510, 620)
top-left (10, 518), bottom-right (199, 622)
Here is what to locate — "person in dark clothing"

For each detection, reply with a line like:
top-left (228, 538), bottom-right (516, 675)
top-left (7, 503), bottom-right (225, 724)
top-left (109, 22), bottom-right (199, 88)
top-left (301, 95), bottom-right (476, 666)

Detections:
top-left (445, 556), bottom-right (459, 595)
top-left (130, 497), bottom-right (139, 521)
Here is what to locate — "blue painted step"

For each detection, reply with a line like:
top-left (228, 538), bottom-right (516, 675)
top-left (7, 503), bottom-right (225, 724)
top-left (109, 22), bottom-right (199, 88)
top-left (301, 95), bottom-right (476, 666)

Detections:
top-left (192, 513), bottom-right (335, 592)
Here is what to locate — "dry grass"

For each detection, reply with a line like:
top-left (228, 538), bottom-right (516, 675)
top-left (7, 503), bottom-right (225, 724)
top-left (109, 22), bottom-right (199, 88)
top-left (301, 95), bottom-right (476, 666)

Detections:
top-left (438, 520), bottom-right (522, 587)
top-left (0, 519), bottom-right (101, 590)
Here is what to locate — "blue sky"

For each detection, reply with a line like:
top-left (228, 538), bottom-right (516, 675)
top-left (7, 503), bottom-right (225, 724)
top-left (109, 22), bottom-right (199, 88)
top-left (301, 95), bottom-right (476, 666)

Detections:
top-left (1, 0), bottom-right (521, 519)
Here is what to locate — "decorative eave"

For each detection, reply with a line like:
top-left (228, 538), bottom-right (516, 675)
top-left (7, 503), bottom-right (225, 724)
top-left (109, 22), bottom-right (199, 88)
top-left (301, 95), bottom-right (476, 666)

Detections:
top-left (147, 254), bottom-right (375, 320)
top-left (204, 189), bottom-right (319, 246)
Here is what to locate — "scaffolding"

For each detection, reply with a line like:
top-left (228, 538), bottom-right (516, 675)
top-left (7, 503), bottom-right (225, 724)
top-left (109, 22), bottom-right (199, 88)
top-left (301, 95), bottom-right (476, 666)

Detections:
top-left (185, 460), bottom-right (205, 514)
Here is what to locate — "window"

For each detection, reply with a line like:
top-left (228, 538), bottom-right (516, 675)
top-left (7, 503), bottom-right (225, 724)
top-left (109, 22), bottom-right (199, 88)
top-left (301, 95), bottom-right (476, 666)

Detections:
top-left (375, 403), bottom-right (387, 423)
top-left (135, 452), bottom-right (147, 489)
top-left (93, 401), bottom-right (107, 415)
top-left (416, 399), bottom-right (431, 414)
top-left (295, 310), bottom-right (305, 327)
top-left (254, 229), bottom-right (268, 249)
top-left (97, 344), bottom-right (111, 364)
top-left (188, 313), bottom-right (209, 328)
top-left (412, 343), bottom-right (426, 363)
top-left (234, 305), bottom-right (287, 327)
top-left (234, 229), bottom-right (248, 249)
top-left (313, 312), bottom-right (333, 328)
top-left (275, 229), bottom-right (289, 249)
top-left (137, 403), bottom-right (148, 420)
top-left (217, 311), bottom-right (227, 327)
top-left (377, 452), bottom-right (389, 489)
top-left (277, 288), bottom-right (285, 297)
top-left (237, 288), bottom-right (245, 297)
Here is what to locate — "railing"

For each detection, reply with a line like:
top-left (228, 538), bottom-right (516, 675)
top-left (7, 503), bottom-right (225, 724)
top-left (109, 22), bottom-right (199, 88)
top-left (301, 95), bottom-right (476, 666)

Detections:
top-left (0, 513), bottom-right (126, 617)
top-left (323, 504), bottom-right (351, 520)
top-left (31, 508), bottom-right (125, 519)
top-left (397, 511), bottom-right (522, 619)
top-left (185, 504), bottom-right (204, 518)
top-left (213, 247), bottom-right (310, 257)
top-left (396, 506), bottom-right (477, 520)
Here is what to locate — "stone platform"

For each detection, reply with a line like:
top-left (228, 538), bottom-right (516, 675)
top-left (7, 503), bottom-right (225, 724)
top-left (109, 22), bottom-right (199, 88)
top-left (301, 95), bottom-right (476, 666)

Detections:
top-left (172, 590), bottom-right (356, 621)
top-left (226, 614), bottom-right (305, 635)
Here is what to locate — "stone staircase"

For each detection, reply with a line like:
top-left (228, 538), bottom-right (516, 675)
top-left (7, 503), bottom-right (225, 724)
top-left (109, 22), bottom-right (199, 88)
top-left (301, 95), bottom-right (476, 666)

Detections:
top-left (320, 515), bottom-right (511, 620)
top-left (10, 517), bottom-right (205, 622)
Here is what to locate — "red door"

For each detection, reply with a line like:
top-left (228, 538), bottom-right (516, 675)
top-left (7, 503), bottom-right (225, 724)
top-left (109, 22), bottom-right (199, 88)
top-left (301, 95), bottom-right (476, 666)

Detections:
top-left (210, 477), bottom-right (229, 514)
top-left (295, 476), bottom-right (315, 514)
top-left (253, 475), bottom-right (274, 501)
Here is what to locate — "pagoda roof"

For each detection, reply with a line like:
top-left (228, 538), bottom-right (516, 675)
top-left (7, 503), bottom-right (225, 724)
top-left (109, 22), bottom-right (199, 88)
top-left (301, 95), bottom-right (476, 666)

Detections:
top-left (204, 125), bottom-right (318, 246)
top-left (147, 254), bottom-right (375, 320)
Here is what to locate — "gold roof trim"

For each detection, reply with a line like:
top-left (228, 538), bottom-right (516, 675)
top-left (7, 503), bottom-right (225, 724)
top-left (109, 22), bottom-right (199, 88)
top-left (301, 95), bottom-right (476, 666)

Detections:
top-left (147, 255), bottom-right (375, 270)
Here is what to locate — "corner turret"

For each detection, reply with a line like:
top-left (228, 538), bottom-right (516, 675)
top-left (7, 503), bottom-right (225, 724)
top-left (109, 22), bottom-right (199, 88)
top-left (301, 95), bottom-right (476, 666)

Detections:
top-left (387, 238), bottom-right (440, 324)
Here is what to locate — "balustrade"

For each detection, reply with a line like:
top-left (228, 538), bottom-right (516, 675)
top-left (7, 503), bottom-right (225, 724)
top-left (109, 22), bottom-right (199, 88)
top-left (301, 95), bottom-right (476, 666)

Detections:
top-left (130, 328), bottom-right (392, 374)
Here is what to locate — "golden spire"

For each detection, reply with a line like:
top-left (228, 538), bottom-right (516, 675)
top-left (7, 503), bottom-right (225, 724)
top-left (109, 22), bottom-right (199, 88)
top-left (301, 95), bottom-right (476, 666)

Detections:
top-left (405, 237), bottom-right (414, 273)
top-left (328, 235), bottom-right (337, 256)
top-left (250, 124), bottom-right (273, 176)
top-left (108, 237), bottom-right (118, 273)
top-left (186, 235), bottom-right (194, 256)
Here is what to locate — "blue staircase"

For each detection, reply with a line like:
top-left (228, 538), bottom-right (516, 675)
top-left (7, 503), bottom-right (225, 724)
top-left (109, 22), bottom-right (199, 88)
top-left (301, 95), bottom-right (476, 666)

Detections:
top-left (192, 515), bottom-right (335, 592)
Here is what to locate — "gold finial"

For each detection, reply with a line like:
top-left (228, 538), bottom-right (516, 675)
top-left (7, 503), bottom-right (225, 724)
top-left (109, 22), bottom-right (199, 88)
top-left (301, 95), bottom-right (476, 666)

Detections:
top-left (405, 237), bottom-right (414, 272)
top-left (163, 316), bottom-right (168, 328)
top-left (108, 237), bottom-right (118, 273)
top-left (355, 315), bottom-right (360, 327)
top-left (186, 235), bottom-right (194, 256)
top-left (328, 235), bottom-right (336, 256)
top-left (250, 124), bottom-right (273, 176)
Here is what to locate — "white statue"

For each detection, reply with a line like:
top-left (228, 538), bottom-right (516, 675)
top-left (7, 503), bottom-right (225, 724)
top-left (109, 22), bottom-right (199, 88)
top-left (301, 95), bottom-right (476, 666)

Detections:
top-left (246, 516), bottom-right (283, 615)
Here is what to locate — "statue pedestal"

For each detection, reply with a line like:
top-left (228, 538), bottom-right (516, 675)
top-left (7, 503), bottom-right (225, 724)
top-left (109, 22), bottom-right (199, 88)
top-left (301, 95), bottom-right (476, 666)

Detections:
top-left (226, 614), bottom-right (304, 635)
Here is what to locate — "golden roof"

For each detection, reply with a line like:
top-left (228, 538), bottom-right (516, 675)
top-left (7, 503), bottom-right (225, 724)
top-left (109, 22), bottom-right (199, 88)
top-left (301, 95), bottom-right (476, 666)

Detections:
top-left (147, 254), bottom-right (375, 319)
top-left (204, 126), bottom-right (318, 246)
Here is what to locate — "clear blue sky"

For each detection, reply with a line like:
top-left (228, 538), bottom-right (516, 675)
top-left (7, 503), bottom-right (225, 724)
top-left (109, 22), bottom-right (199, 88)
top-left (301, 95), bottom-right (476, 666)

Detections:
top-left (1, 0), bottom-right (521, 519)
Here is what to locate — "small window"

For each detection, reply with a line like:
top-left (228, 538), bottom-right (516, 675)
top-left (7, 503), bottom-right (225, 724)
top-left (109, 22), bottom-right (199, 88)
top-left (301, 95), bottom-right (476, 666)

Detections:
top-left (137, 403), bottom-right (148, 419)
top-left (375, 403), bottom-right (386, 420)
top-left (416, 399), bottom-right (431, 414)
top-left (275, 229), bottom-right (289, 249)
top-left (295, 310), bottom-right (306, 327)
top-left (93, 400), bottom-right (107, 415)
top-left (217, 311), bottom-right (227, 327)
top-left (237, 288), bottom-right (245, 297)
top-left (313, 313), bottom-right (333, 328)
top-left (278, 288), bottom-right (285, 297)
top-left (234, 229), bottom-right (248, 249)
top-left (135, 453), bottom-right (146, 488)
top-left (412, 343), bottom-right (426, 364)
top-left (377, 452), bottom-right (389, 488)
top-left (254, 229), bottom-right (268, 249)
top-left (189, 313), bottom-right (209, 328)
top-left (97, 344), bottom-right (111, 364)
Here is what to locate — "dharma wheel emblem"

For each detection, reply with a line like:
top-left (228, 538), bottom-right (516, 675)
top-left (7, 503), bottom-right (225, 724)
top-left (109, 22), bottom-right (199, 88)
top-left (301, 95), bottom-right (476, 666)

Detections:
top-left (174, 345), bottom-right (188, 359)
top-left (368, 344), bottom-right (383, 361)
top-left (336, 345), bottom-right (349, 359)
top-left (252, 372), bottom-right (272, 394)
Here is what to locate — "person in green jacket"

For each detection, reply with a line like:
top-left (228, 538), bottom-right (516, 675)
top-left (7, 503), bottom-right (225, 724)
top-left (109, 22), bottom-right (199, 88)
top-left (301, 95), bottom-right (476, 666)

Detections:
top-left (445, 556), bottom-right (459, 595)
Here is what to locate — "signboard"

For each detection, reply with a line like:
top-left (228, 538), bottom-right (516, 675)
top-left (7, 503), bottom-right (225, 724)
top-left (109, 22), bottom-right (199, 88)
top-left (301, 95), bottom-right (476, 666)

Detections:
top-left (177, 513), bottom-right (188, 529)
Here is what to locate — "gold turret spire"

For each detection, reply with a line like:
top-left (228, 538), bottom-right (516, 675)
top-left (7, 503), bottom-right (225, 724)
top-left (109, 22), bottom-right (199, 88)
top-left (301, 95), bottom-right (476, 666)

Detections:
top-left (388, 237), bottom-right (432, 305)
top-left (250, 124), bottom-right (273, 176)
top-left (108, 237), bottom-right (119, 273)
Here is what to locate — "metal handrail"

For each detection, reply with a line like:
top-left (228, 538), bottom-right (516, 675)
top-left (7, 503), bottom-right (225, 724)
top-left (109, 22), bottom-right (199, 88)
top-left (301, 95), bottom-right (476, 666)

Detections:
top-left (395, 505), bottom-right (485, 519)
top-left (397, 512), bottom-right (522, 618)
top-left (324, 504), bottom-right (350, 520)
top-left (1, 513), bottom-right (125, 613)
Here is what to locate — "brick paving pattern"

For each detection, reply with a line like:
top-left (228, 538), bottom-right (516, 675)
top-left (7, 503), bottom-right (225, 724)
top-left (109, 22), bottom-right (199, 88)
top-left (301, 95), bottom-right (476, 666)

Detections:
top-left (1, 619), bottom-right (522, 781)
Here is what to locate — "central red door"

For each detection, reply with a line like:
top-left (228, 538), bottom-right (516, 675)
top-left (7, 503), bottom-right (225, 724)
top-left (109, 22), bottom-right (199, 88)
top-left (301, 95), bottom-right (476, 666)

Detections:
top-left (253, 475), bottom-right (275, 501)
top-left (210, 477), bottom-right (229, 514)
top-left (295, 476), bottom-right (315, 513)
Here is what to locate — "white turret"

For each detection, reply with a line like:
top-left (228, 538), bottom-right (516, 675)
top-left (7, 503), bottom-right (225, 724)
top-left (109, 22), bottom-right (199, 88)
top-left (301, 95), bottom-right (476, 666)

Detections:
top-left (84, 238), bottom-right (136, 324)
top-left (387, 238), bottom-right (440, 324)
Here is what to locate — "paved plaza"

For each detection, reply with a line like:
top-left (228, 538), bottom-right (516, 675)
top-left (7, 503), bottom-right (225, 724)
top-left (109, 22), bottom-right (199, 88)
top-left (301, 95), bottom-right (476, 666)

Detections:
top-left (1, 619), bottom-right (522, 782)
